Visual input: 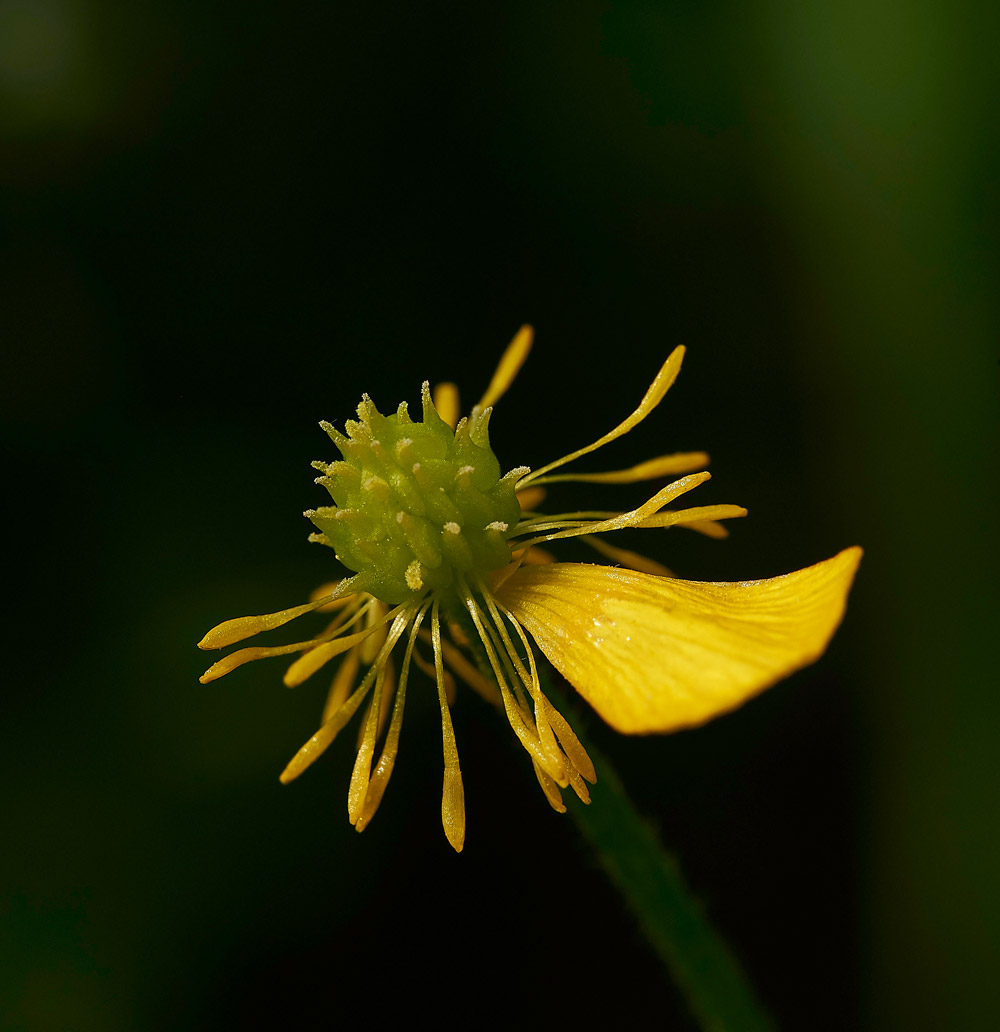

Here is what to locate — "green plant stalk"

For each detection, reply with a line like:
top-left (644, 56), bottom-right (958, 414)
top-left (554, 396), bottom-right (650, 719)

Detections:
top-left (554, 684), bottom-right (775, 1032)
top-left (452, 600), bottom-right (774, 1032)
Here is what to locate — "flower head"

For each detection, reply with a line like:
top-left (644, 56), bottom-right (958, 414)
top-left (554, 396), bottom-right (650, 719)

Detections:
top-left (198, 326), bottom-right (860, 851)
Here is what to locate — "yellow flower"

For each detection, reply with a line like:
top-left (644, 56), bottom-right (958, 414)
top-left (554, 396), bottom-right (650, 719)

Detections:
top-left (198, 326), bottom-right (861, 851)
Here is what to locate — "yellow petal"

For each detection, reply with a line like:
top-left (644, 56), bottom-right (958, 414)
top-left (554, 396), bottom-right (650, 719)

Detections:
top-left (497, 549), bottom-right (862, 734)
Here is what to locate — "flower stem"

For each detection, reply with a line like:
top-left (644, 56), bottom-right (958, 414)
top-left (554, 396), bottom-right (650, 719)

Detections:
top-left (451, 598), bottom-right (774, 1030)
top-left (558, 693), bottom-right (776, 1032)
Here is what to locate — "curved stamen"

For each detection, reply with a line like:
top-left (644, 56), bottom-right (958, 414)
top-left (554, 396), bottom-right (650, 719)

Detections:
top-left (432, 600), bottom-right (465, 852)
top-left (197, 575), bottom-right (361, 650)
top-left (518, 346), bottom-right (685, 487)
top-left (479, 586), bottom-right (566, 781)
top-left (355, 599), bottom-right (433, 832)
top-left (531, 759), bottom-right (567, 813)
top-left (511, 472), bottom-right (712, 552)
top-left (321, 643), bottom-right (362, 724)
top-left (458, 580), bottom-right (566, 784)
top-left (580, 536), bottom-right (676, 577)
top-left (526, 451), bottom-right (709, 488)
top-left (278, 607), bottom-right (415, 783)
top-left (282, 598), bottom-right (412, 687)
top-left (477, 324), bottom-right (533, 409)
top-left (432, 382), bottom-right (461, 429)
top-left (348, 659), bottom-right (390, 824)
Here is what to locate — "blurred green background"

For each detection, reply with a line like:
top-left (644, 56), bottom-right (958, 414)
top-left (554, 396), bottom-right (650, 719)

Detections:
top-left (3, 2), bottom-right (997, 1029)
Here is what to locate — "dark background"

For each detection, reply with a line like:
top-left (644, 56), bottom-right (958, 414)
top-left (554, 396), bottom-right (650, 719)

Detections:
top-left (3, 2), bottom-right (997, 1029)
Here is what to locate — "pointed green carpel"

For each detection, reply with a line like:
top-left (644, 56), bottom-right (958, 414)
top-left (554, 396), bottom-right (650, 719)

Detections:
top-left (309, 385), bottom-right (524, 603)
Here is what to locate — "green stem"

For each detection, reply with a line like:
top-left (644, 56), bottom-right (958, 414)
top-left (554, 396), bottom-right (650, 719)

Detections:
top-left (451, 598), bottom-right (774, 1031)
top-left (559, 703), bottom-right (775, 1032)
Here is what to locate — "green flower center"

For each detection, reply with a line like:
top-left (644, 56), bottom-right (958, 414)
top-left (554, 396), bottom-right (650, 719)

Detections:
top-left (307, 386), bottom-right (525, 603)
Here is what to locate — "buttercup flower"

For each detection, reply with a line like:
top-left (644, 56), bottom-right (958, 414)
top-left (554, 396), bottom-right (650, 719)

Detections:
top-left (199, 327), bottom-right (860, 851)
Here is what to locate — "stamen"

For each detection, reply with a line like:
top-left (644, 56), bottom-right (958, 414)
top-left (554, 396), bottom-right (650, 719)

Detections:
top-left (477, 324), bottom-right (533, 409)
top-left (566, 767), bottom-right (592, 804)
top-left (355, 601), bottom-right (431, 832)
top-left (308, 581), bottom-right (362, 612)
top-left (512, 471), bottom-right (712, 551)
top-left (681, 519), bottom-right (732, 540)
top-left (515, 546), bottom-right (557, 565)
top-left (417, 630), bottom-right (498, 705)
top-left (348, 660), bottom-right (390, 825)
top-left (200, 637), bottom-right (331, 683)
top-left (541, 700), bottom-right (596, 784)
top-left (314, 596), bottom-right (376, 641)
top-left (411, 645), bottom-right (457, 706)
top-left (581, 536), bottom-right (675, 578)
top-left (437, 635), bottom-right (499, 704)
top-left (514, 509), bottom-right (615, 530)
top-left (479, 611), bottom-right (535, 724)
top-left (432, 382), bottom-right (461, 429)
top-left (527, 451), bottom-right (710, 487)
top-left (321, 644), bottom-right (361, 724)
top-left (638, 503), bottom-right (748, 529)
top-left (459, 581), bottom-right (566, 783)
top-left (485, 591), bottom-right (567, 781)
top-left (197, 578), bottom-right (359, 650)
top-left (531, 759), bottom-right (567, 813)
top-left (432, 601), bottom-right (465, 853)
top-left (376, 656), bottom-right (397, 739)
top-left (360, 601), bottom-right (390, 663)
top-left (519, 345), bottom-right (685, 486)
top-left (514, 485), bottom-right (546, 512)
top-left (279, 609), bottom-right (414, 784)
top-left (282, 601), bottom-right (407, 688)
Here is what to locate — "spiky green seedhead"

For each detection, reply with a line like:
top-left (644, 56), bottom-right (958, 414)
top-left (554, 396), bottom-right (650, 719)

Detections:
top-left (307, 384), bottom-right (525, 604)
